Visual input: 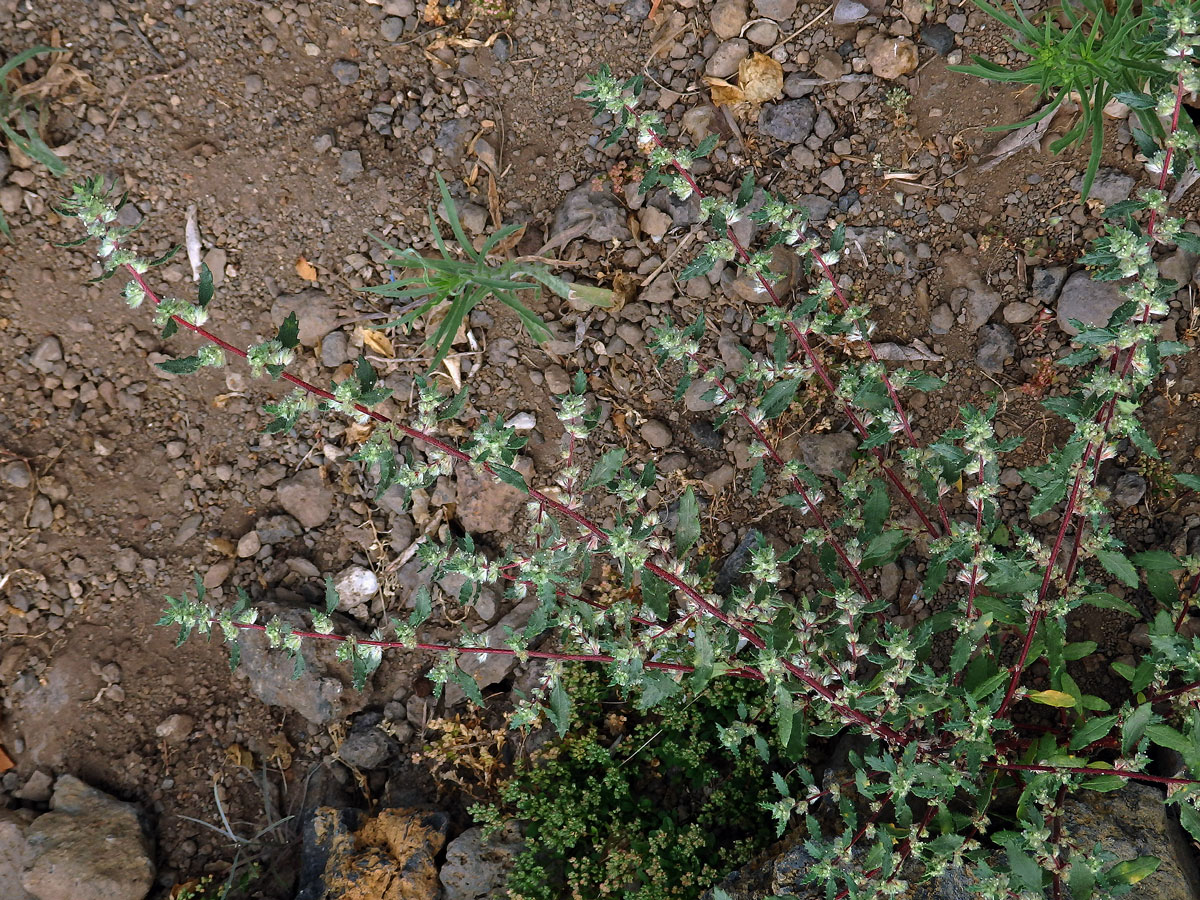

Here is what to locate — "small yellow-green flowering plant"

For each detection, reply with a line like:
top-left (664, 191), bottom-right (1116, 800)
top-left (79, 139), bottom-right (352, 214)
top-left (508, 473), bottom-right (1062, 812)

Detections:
top-left (57, 4), bottom-right (1200, 896)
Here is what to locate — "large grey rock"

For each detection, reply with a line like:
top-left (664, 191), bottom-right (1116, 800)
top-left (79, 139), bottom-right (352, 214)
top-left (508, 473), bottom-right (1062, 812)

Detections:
top-left (553, 185), bottom-right (630, 245)
top-left (1057, 270), bottom-right (1127, 335)
top-left (1063, 783), bottom-right (1200, 900)
top-left (439, 824), bottom-right (524, 900)
top-left (1076, 167), bottom-right (1136, 206)
top-left (22, 776), bottom-right (154, 900)
top-left (236, 603), bottom-right (368, 724)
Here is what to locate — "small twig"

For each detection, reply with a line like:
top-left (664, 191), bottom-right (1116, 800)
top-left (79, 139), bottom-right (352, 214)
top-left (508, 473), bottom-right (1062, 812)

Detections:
top-left (639, 231), bottom-right (696, 287)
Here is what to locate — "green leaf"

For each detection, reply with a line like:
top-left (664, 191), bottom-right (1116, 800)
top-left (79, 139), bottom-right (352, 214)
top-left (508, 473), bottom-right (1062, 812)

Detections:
top-left (1107, 857), bottom-right (1159, 886)
top-left (995, 833), bottom-right (1043, 893)
top-left (695, 134), bottom-right (719, 157)
top-left (676, 486), bottom-right (700, 556)
top-left (546, 679), bottom-right (571, 736)
top-left (197, 262), bottom-right (214, 307)
top-left (640, 570), bottom-right (670, 620)
top-left (277, 311), bottom-right (300, 349)
top-left (1145, 723), bottom-right (1191, 753)
top-left (692, 625), bottom-right (715, 691)
top-left (860, 530), bottom-right (910, 569)
top-left (1177, 473), bottom-right (1200, 491)
top-left (1082, 592), bottom-right (1139, 617)
top-left (1122, 703), bottom-right (1153, 752)
top-left (155, 355), bottom-right (203, 375)
top-left (324, 575), bottom-right (340, 613)
top-left (1096, 549), bottom-right (1138, 588)
top-left (1069, 715), bottom-right (1118, 750)
top-left (1062, 640), bottom-right (1097, 661)
top-left (1174, 232), bottom-right (1200, 254)
top-left (1130, 550), bottom-right (1179, 572)
top-left (450, 665), bottom-right (485, 707)
top-left (585, 448), bottom-right (626, 489)
top-left (758, 379), bottom-right (800, 420)
top-left (750, 460), bottom-right (766, 496)
top-left (489, 464), bottom-right (528, 493)
top-left (637, 670), bottom-right (682, 709)
top-left (861, 481), bottom-right (889, 541)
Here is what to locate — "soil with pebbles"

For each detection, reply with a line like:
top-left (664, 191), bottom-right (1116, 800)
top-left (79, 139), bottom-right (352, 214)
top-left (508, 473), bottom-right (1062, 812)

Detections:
top-left (1, 0), bottom-right (1199, 895)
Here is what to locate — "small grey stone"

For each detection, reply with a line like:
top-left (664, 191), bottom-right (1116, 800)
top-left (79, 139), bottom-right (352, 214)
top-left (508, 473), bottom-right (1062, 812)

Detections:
top-left (796, 432), bottom-right (857, 477)
top-left (440, 825), bottom-right (524, 900)
top-left (321, 330), bottom-right (349, 367)
top-left (963, 284), bottom-right (1001, 329)
top-left (244, 73), bottom-right (264, 95)
top-left (759, 98), bottom-right (816, 143)
top-left (641, 419), bottom-right (673, 448)
top-left (553, 185), bottom-right (631, 244)
top-left (255, 513), bottom-right (302, 544)
top-left (30, 336), bottom-right (62, 373)
top-left (338, 724), bottom-right (394, 770)
top-left (746, 20), bottom-right (778, 44)
top-left (1003, 301), bottom-right (1038, 324)
top-left (313, 131), bottom-right (335, 154)
top-left (976, 324), bottom-right (1017, 374)
top-left (935, 203), bottom-right (957, 223)
top-left (706, 39), bottom-right (750, 78)
top-left (381, 16), bottom-right (405, 40)
top-left (1031, 265), bottom-right (1069, 303)
top-left (367, 104), bottom-right (394, 135)
top-left (338, 149), bottom-right (364, 183)
top-left (1112, 472), bottom-right (1147, 509)
top-left (930, 303), bottom-right (954, 334)
top-left (1057, 271), bottom-right (1126, 335)
top-left (1, 461), bottom-right (30, 488)
top-left (820, 165), bottom-right (845, 192)
top-left (29, 495), bottom-right (53, 529)
top-left (154, 713), bottom-right (194, 744)
top-left (753, 0), bottom-right (798, 19)
top-left (710, 0), bottom-right (748, 40)
top-left (920, 22), bottom-right (954, 55)
top-left (813, 110), bottom-right (835, 140)
top-left (832, 0), bottom-right (871, 24)
top-left (434, 118), bottom-right (476, 164)
top-left (115, 202), bottom-right (142, 227)
top-left (276, 469), bottom-right (333, 529)
top-left (385, 0), bottom-right (416, 13)
top-left (331, 59), bottom-right (359, 86)
top-left (333, 565), bottom-right (379, 609)
top-left (237, 530), bottom-right (262, 558)
top-left (947, 12), bottom-right (967, 31)
top-left (15, 771), bottom-right (52, 803)
top-left (1077, 168), bottom-right (1135, 206)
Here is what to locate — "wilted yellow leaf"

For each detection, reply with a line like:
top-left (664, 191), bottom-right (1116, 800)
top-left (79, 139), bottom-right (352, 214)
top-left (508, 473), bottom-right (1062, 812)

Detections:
top-left (266, 733), bottom-right (294, 770)
top-left (705, 76), bottom-right (744, 107)
top-left (738, 53), bottom-right (784, 104)
top-left (225, 743), bottom-right (255, 768)
top-left (359, 327), bottom-right (395, 357)
top-left (296, 256), bottom-right (318, 281)
top-left (1027, 689), bottom-right (1076, 708)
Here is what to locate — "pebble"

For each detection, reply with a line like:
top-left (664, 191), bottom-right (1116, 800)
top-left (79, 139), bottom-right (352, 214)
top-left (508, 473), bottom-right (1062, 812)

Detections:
top-left (331, 60), bottom-right (360, 86)
top-left (338, 149), bottom-right (364, 183)
top-left (920, 23), bottom-right (955, 55)
top-left (553, 186), bottom-right (631, 244)
top-left (321, 330), bottom-right (350, 367)
top-left (935, 204), bottom-right (957, 223)
top-left (203, 561), bottom-right (233, 589)
top-left (244, 73), bottom-right (264, 95)
top-left (154, 713), bottom-right (195, 744)
top-left (544, 365), bottom-right (571, 394)
top-left (865, 35), bottom-right (919, 79)
top-left (639, 206), bottom-right (672, 238)
top-left (334, 565), bottom-right (380, 609)
top-left (641, 420), bottom-right (673, 448)
top-left (1077, 168), bottom-right (1135, 206)
top-left (1, 461), bottom-right (30, 488)
top-left (237, 531), bottom-right (262, 558)
top-left (752, 0), bottom-right (798, 19)
top-left (710, 0), bottom-right (748, 40)
top-left (758, 98), bottom-right (816, 143)
top-left (1003, 301), bottom-right (1038, 324)
top-left (30, 336), bottom-right (63, 373)
top-left (832, 0), bottom-right (871, 24)
top-left (976, 324), bottom-right (1017, 374)
top-left (1112, 472), bottom-right (1147, 509)
top-left (276, 469), bottom-right (334, 529)
top-left (381, 16), bottom-right (405, 40)
top-left (947, 12), bottom-right (967, 31)
top-left (746, 21), bottom-right (778, 45)
top-left (930, 303), bottom-right (954, 334)
top-left (820, 166), bottom-right (846, 192)
top-left (0, 185), bottom-right (21, 215)
top-left (1031, 266), bottom-right (1069, 304)
top-left (29, 495), bottom-right (53, 529)
top-left (706, 39), bottom-right (750, 78)
top-left (1057, 271), bottom-right (1126, 335)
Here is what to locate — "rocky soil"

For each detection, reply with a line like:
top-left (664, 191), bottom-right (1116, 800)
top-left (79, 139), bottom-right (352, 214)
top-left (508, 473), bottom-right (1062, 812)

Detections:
top-left (1, 0), bottom-right (1199, 897)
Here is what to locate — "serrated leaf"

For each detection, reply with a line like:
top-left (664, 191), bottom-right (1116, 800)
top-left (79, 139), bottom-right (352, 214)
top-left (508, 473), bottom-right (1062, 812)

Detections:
top-left (861, 530), bottom-right (910, 569)
top-left (277, 311), bottom-right (300, 349)
top-left (1028, 689), bottom-right (1075, 708)
top-left (676, 486), bottom-right (700, 556)
top-left (640, 570), bottom-right (670, 619)
top-left (1083, 592), bottom-right (1139, 617)
top-left (1122, 703), bottom-right (1153, 752)
top-left (584, 448), bottom-right (625, 489)
top-left (155, 355), bottom-right (203, 374)
top-left (759, 379), bottom-right (799, 419)
top-left (197, 262), bottom-right (214, 307)
top-left (1069, 715), bottom-right (1118, 750)
top-left (450, 665), bottom-right (485, 707)
top-left (750, 460), bottom-right (766, 496)
top-left (546, 679), bottom-right (571, 736)
top-left (1096, 549), bottom-right (1138, 588)
top-left (325, 575), bottom-right (340, 613)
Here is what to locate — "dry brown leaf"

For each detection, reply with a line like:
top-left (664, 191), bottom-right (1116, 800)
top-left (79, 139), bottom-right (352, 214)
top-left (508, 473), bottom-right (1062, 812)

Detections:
top-left (296, 256), bottom-right (318, 281)
top-left (359, 327), bottom-right (395, 357)
top-left (486, 172), bottom-right (502, 229)
top-left (705, 76), bottom-right (745, 107)
top-left (344, 420), bottom-right (375, 445)
top-left (490, 221), bottom-right (525, 256)
top-left (0, 745), bottom-right (14, 773)
top-left (266, 733), bottom-right (294, 770)
top-left (738, 53), bottom-right (783, 104)
top-left (225, 743), bottom-right (254, 769)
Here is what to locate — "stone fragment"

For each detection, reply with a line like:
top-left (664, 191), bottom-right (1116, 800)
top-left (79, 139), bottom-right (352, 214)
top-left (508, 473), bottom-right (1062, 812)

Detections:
top-left (270, 288), bottom-right (339, 347)
top-left (237, 530), bottom-right (262, 558)
top-left (752, 0), bottom-right (798, 19)
top-left (333, 565), bottom-right (379, 609)
top-left (331, 60), bottom-right (359, 85)
top-left (794, 432), bottom-right (857, 477)
top-left (254, 513), bottom-right (302, 544)
top-left (640, 419), bottom-right (673, 448)
top-left (865, 35), bottom-right (918, 79)
top-left (1077, 167), bottom-right (1135, 206)
top-left (832, 0), bottom-right (871, 24)
top-left (976, 324), bottom-right (1017, 374)
top-left (444, 598), bottom-right (539, 706)
top-left (22, 776), bottom-right (154, 900)
top-left (0, 810), bottom-right (35, 900)
top-left (30, 337), bottom-right (62, 374)
top-left (154, 713), bottom-right (194, 744)
top-left (1003, 301), bottom-right (1038, 324)
top-left (1111, 472), bottom-right (1147, 509)
top-left (1056, 271), bottom-right (1127, 335)
top-left (440, 825), bottom-right (524, 900)
top-left (758, 98), bottom-right (816, 143)
top-left (710, 0), bottom-right (748, 39)
top-left (706, 39), bottom-right (750, 78)
top-left (276, 469), bottom-right (333, 529)
top-left (1031, 265), bottom-right (1069, 303)
top-left (552, 186), bottom-right (630, 244)
top-left (920, 22), bottom-right (954, 55)
top-left (338, 149), bottom-right (364, 183)
top-left (455, 459), bottom-right (532, 534)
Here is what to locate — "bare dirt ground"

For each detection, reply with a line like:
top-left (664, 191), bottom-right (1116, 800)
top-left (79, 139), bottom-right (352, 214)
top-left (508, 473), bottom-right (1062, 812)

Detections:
top-left (2, 0), bottom-right (1199, 896)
